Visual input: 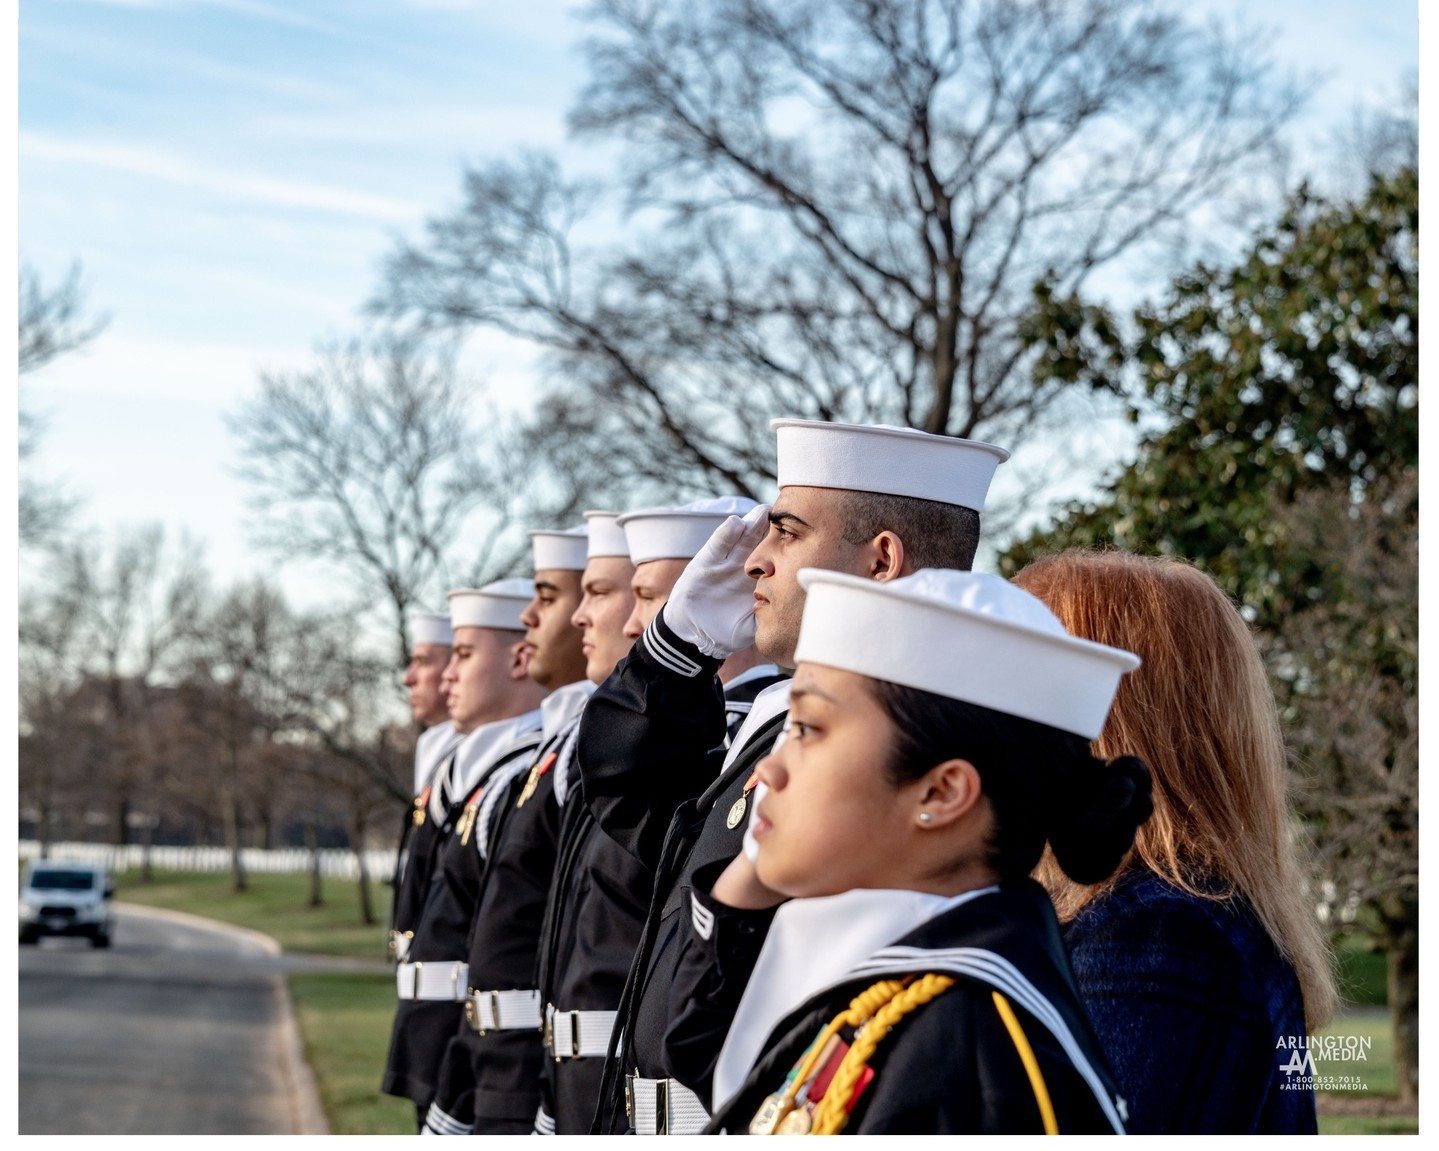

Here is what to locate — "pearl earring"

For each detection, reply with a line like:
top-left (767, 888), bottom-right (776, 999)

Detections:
top-left (918, 812), bottom-right (933, 824)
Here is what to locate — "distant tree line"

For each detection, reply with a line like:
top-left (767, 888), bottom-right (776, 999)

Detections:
top-left (18, 521), bottom-right (411, 921)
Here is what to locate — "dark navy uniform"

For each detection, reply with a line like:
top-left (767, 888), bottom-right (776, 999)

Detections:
top-left (574, 613), bottom-right (789, 1133)
top-left (423, 682), bottom-right (594, 1135)
top-left (535, 655), bottom-right (784, 1135)
top-left (388, 754), bottom-right (451, 967)
top-left (380, 716), bottom-right (543, 1118)
top-left (703, 881), bottom-right (1129, 1135)
top-left (389, 722), bottom-right (463, 964)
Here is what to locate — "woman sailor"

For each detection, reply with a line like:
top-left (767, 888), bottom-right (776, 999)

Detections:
top-left (692, 568), bottom-right (1153, 1135)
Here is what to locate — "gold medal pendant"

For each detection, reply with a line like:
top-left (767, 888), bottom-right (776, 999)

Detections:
top-left (776, 1107), bottom-right (813, 1135)
top-left (729, 771), bottom-right (760, 830)
top-left (748, 1091), bottom-right (795, 1135)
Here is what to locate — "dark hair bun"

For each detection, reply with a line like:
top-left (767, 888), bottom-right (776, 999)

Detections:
top-left (1047, 755), bottom-right (1153, 885)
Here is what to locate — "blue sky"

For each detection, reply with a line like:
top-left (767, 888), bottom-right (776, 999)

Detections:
top-left (15, 0), bottom-right (1421, 610)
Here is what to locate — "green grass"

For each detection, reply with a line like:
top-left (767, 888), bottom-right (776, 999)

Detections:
top-left (1318, 1114), bottom-right (1418, 1136)
top-left (1310, 940), bottom-right (1415, 1134)
top-left (1313, 1009), bottom-right (1415, 1135)
top-left (289, 972), bottom-right (417, 1135)
top-left (1314, 1011), bottom-right (1396, 1097)
top-left (115, 867), bottom-right (392, 960)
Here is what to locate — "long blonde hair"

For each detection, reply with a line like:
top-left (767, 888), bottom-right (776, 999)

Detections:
top-left (1014, 549), bottom-right (1336, 1030)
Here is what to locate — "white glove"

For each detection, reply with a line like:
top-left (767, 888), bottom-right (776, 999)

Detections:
top-left (660, 503), bottom-right (772, 659)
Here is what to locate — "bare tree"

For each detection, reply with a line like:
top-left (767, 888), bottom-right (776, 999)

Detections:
top-left (177, 576), bottom-right (415, 912)
top-left (30, 526), bottom-right (210, 849)
top-left (227, 331), bottom-right (581, 670)
top-left (264, 623), bottom-right (415, 924)
top-left (19, 261), bottom-right (109, 376)
top-left (18, 578), bottom-right (92, 856)
top-left (183, 582), bottom-right (302, 892)
top-left (18, 260), bottom-right (108, 547)
top-left (377, 0), bottom-right (1299, 500)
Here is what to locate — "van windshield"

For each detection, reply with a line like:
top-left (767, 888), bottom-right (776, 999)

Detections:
top-left (29, 870), bottom-right (99, 891)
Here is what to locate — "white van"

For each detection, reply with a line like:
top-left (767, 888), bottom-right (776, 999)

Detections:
top-left (18, 861), bottom-right (115, 947)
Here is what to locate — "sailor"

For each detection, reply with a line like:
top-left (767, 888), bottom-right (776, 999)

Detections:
top-left (702, 568), bottom-right (1152, 1133)
top-left (528, 508), bottom-right (642, 1133)
top-left (389, 613), bottom-right (464, 966)
top-left (580, 420), bottom-right (1010, 1134)
top-left (380, 581), bottom-right (547, 1127)
top-left (421, 524), bottom-right (593, 1136)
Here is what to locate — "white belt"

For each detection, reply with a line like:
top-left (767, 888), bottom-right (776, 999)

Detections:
top-left (626, 1075), bottom-right (710, 1135)
top-left (464, 988), bottom-right (543, 1034)
top-left (395, 961), bottom-right (469, 1001)
top-left (388, 930), bottom-right (413, 963)
top-left (543, 1003), bottom-right (618, 1060)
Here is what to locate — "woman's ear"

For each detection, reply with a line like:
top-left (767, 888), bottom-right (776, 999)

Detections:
top-left (914, 758), bottom-right (984, 829)
top-left (867, 530), bottom-right (906, 581)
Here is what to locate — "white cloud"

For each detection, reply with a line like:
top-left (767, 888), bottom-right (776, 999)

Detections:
top-left (20, 131), bottom-right (423, 222)
top-left (26, 326), bottom-right (314, 407)
top-left (404, 0), bottom-right (584, 27)
top-left (63, 0), bottom-right (341, 35)
top-left (248, 103), bottom-right (570, 152)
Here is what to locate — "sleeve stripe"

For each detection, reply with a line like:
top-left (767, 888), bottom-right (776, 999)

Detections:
top-left (642, 621), bottom-right (704, 678)
top-left (691, 892), bottom-right (716, 940)
top-left (423, 1102), bottom-right (475, 1135)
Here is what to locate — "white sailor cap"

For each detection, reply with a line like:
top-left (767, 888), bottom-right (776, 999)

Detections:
top-left (409, 613), bottom-right (454, 648)
top-left (794, 568), bottom-right (1140, 740)
top-left (583, 510), bottom-right (630, 560)
top-left (528, 524), bottom-right (589, 572)
top-left (446, 579), bottom-right (534, 631)
top-left (617, 496), bottom-right (760, 564)
top-left (772, 418), bottom-right (1009, 511)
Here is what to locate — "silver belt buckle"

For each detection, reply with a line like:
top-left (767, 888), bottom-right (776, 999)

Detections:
top-left (656, 1078), bottom-right (670, 1135)
top-left (570, 1010), bottom-right (583, 1058)
top-left (410, 961), bottom-right (423, 1002)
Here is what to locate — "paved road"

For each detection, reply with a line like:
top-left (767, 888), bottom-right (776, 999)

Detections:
top-left (18, 903), bottom-right (329, 1135)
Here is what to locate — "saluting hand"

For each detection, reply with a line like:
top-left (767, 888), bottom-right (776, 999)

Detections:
top-left (660, 503), bottom-right (772, 659)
